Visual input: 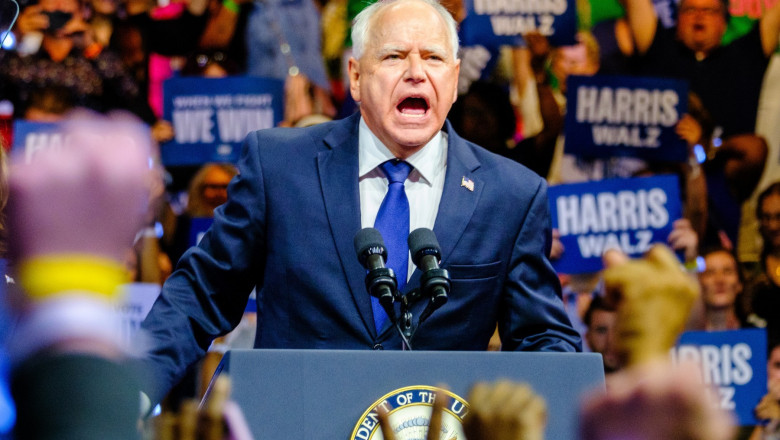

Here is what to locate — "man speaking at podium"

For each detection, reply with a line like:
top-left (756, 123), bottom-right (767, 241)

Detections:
top-left (140, 0), bottom-right (581, 405)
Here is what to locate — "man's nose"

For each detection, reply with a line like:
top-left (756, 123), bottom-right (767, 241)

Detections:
top-left (404, 56), bottom-right (426, 82)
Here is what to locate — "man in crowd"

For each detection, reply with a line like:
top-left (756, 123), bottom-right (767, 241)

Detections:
top-left (140, 0), bottom-right (580, 405)
top-left (584, 296), bottom-right (621, 374)
top-left (624, 0), bottom-right (780, 139)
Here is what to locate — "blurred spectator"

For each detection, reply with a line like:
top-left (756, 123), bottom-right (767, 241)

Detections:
top-left (0, 0), bottom-right (152, 120)
top-left (749, 341), bottom-right (780, 439)
top-left (745, 182), bottom-right (780, 343)
top-left (198, 0), bottom-right (335, 126)
top-left (448, 81), bottom-right (516, 154)
top-left (580, 361), bottom-right (735, 440)
top-left (583, 295), bottom-right (621, 374)
top-left (697, 247), bottom-right (751, 330)
top-left (161, 162), bottom-right (237, 267)
top-left (180, 48), bottom-right (240, 78)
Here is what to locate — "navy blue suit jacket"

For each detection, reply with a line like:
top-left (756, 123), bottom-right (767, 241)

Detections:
top-left (140, 113), bottom-right (581, 402)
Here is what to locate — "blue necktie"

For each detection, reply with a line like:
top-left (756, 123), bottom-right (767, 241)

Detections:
top-left (372, 160), bottom-right (412, 332)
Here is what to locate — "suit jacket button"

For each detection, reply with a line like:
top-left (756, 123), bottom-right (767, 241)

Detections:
top-left (373, 343), bottom-right (384, 350)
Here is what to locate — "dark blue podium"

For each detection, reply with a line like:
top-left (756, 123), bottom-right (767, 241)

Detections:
top-left (211, 349), bottom-right (605, 439)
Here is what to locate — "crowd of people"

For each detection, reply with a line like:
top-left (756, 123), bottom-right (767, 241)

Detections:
top-left (0, 0), bottom-right (779, 437)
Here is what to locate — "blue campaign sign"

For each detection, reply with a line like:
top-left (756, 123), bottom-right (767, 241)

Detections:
top-left (548, 175), bottom-right (682, 274)
top-left (564, 75), bottom-right (689, 162)
top-left (459, 0), bottom-right (577, 47)
top-left (673, 328), bottom-right (768, 426)
top-left (12, 120), bottom-right (64, 163)
top-left (162, 76), bottom-right (284, 166)
top-left (12, 119), bottom-right (152, 164)
top-left (188, 217), bottom-right (215, 247)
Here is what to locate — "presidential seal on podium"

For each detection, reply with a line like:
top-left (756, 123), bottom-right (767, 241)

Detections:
top-left (350, 385), bottom-right (470, 440)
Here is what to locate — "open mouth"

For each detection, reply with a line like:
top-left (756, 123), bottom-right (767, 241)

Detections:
top-left (397, 96), bottom-right (429, 117)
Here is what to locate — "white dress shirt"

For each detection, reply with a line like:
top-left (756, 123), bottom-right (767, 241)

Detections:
top-left (358, 117), bottom-right (448, 280)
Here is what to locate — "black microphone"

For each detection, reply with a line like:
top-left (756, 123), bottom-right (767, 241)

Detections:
top-left (354, 228), bottom-right (397, 321)
top-left (408, 228), bottom-right (450, 323)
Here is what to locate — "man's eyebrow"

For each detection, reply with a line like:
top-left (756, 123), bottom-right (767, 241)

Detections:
top-left (376, 45), bottom-right (406, 56)
top-left (421, 45), bottom-right (451, 58)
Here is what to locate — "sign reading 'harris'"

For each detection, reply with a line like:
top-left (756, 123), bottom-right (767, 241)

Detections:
top-left (459, 0), bottom-right (577, 46)
top-left (673, 329), bottom-right (768, 426)
top-left (564, 75), bottom-right (689, 162)
top-left (162, 76), bottom-right (283, 166)
top-left (548, 175), bottom-right (682, 274)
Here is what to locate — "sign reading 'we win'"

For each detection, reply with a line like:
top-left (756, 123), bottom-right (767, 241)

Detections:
top-left (162, 76), bottom-right (284, 166)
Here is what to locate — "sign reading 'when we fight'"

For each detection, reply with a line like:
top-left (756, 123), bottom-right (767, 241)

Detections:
top-left (548, 175), bottom-right (682, 274)
top-left (564, 75), bottom-right (689, 162)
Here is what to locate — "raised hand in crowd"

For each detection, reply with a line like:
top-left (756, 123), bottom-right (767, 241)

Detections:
top-left (462, 381), bottom-right (547, 440)
top-left (6, 111), bottom-right (156, 440)
top-left (601, 244), bottom-right (699, 367)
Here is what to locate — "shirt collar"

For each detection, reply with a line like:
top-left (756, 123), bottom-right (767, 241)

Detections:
top-left (357, 117), bottom-right (447, 184)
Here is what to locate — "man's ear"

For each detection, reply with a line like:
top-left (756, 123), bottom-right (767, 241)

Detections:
top-left (348, 57), bottom-right (361, 103)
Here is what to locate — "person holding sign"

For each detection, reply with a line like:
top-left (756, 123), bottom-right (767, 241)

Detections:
top-left (139, 0), bottom-right (581, 408)
top-left (624, 0), bottom-right (780, 139)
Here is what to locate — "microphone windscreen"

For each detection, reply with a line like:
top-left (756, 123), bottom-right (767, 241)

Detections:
top-left (407, 228), bottom-right (441, 266)
top-left (354, 228), bottom-right (386, 266)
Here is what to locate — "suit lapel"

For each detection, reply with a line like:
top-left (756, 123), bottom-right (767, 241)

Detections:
top-left (318, 114), bottom-right (377, 337)
top-left (431, 123), bottom-right (483, 266)
top-left (400, 122), bottom-right (483, 337)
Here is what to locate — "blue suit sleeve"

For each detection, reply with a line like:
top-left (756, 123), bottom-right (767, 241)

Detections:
top-left (499, 179), bottom-right (582, 352)
top-left (139, 133), bottom-right (267, 404)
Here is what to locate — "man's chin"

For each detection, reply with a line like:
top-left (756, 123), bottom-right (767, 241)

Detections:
top-left (387, 127), bottom-right (440, 152)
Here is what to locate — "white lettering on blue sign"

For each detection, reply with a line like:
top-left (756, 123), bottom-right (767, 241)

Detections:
top-left (556, 188), bottom-right (668, 235)
top-left (591, 125), bottom-right (661, 148)
top-left (489, 14), bottom-right (555, 35)
top-left (172, 95), bottom-right (213, 108)
top-left (575, 86), bottom-right (678, 126)
top-left (474, 0), bottom-right (567, 15)
top-left (672, 343), bottom-right (753, 386)
top-left (671, 343), bottom-right (754, 411)
top-left (216, 108), bottom-right (274, 142)
top-left (172, 109), bottom-right (215, 143)
top-left (24, 133), bottom-right (65, 163)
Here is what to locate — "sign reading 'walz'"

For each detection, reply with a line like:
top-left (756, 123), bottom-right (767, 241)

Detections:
top-left (564, 75), bottom-right (689, 162)
top-left (459, 0), bottom-right (577, 46)
top-left (548, 175), bottom-right (682, 274)
top-left (162, 76), bottom-right (283, 166)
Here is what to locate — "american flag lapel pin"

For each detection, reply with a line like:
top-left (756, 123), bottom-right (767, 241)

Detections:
top-left (461, 176), bottom-right (474, 192)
